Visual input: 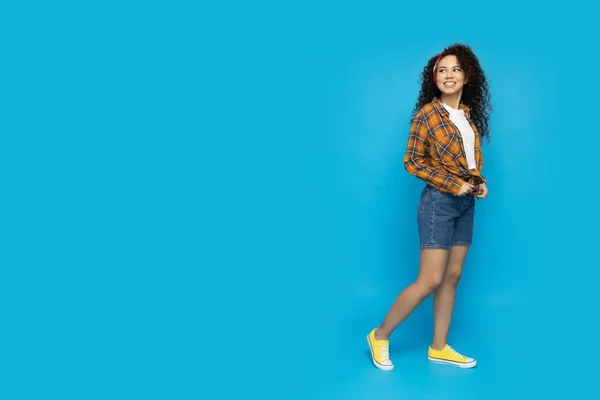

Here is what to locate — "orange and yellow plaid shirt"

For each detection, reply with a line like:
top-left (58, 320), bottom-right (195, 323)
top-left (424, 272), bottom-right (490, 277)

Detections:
top-left (404, 97), bottom-right (486, 196)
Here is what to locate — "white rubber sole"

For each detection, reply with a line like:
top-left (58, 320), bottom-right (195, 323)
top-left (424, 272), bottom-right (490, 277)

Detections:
top-left (366, 335), bottom-right (394, 370)
top-left (428, 356), bottom-right (477, 368)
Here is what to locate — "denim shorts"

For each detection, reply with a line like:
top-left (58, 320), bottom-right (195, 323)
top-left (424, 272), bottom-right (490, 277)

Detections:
top-left (417, 185), bottom-right (475, 250)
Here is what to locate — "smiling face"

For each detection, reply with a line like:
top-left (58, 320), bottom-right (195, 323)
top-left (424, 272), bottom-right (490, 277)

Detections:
top-left (435, 55), bottom-right (467, 96)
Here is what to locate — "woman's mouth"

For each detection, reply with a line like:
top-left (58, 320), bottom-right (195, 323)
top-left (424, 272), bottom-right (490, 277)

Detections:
top-left (444, 81), bottom-right (456, 87)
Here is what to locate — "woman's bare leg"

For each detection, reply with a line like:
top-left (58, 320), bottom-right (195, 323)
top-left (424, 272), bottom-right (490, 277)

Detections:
top-left (431, 244), bottom-right (469, 349)
top-left (375, 248), bottom-right (450, 340)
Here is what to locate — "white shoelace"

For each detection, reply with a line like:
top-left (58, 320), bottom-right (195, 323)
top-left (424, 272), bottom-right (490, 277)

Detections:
top-left (447, 346), bottom-right (465, 359)
top-left (379, 344), bottom-right (390, 361)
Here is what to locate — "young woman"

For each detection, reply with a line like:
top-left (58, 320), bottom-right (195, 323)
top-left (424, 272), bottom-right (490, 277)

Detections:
top-left (367, 43), bottom-right (493, 371)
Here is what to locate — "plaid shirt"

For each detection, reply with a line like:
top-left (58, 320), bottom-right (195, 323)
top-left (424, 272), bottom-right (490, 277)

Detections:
top-left (404, 97), bottom-right (486, 195)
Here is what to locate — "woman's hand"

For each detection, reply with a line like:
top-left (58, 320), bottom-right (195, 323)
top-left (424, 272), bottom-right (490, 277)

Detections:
top-left (475, 183), bottom-right (488, 199)
top-left (457, 182), bottom-right (475, 196)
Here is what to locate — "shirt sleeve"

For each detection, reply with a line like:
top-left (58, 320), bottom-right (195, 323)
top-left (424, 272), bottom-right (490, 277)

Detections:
top-left (403, 116), bottom-right (465, 195)
top-left (475, 134), bottom-right (486, 184)
top-left (478, 155), bottom-right (486, 184)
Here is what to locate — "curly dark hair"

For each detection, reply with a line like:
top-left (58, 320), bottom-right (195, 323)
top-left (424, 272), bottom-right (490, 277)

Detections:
top-left (411, 43), bottom-right (493, 142)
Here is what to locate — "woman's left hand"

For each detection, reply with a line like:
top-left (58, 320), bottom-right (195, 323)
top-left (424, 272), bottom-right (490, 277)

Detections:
top-left (475, 183), bottom-right (488, 199)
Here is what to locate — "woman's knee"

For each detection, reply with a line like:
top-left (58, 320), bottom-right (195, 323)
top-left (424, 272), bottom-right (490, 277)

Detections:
top-left (417, 272), bottom-right (444, 293)
top-left (416, 248), bottom-right (449, 293)
top-left (443, 268), bottom-right (462, 286)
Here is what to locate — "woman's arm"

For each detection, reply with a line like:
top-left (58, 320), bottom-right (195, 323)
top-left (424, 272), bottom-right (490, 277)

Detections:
top-left (403, 116), bottom-right (466, 195)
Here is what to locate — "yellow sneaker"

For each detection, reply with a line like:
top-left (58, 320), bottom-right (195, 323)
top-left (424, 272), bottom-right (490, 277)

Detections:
top-left (366, 329), bottom-right (393, 370)
top-left (427, 344), bottom-right (476, 368)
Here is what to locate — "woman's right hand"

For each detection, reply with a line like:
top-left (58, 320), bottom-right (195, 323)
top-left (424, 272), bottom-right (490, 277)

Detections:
top-left (457, 182), bottom-right (475, 196)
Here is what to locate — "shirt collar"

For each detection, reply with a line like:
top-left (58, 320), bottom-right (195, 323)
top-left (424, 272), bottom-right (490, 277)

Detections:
top-left (432, 97), bottom-right (471, 119)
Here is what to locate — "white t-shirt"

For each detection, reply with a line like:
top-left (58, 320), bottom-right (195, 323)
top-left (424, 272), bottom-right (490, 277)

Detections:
top-left (442, 103), bottom-right (476, 170)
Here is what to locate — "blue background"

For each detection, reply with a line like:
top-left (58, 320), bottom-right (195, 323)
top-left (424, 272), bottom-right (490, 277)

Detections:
top-left (0, 1), bottom-right (596, 399)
